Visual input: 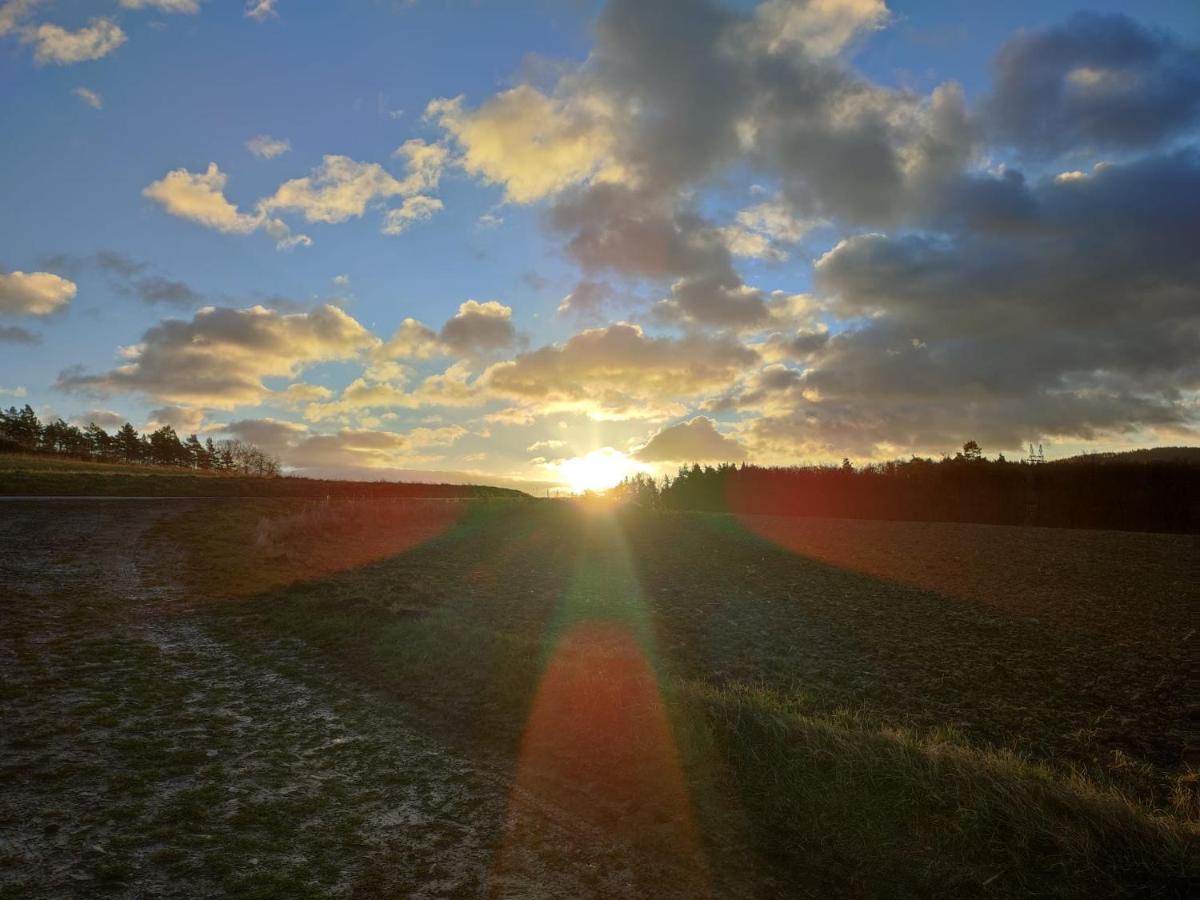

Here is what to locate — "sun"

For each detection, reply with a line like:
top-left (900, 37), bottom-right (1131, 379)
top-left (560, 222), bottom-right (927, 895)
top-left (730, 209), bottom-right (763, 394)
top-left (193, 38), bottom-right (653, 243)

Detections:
top-left (558, 448), bottom-right (644, 494)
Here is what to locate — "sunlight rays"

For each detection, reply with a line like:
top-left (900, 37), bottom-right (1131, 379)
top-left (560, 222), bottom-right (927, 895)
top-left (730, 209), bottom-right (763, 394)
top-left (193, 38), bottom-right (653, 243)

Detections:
top-left (556, 448), bottom-right (647, 495)
top-left (490, 504), bottom-right (710, 895)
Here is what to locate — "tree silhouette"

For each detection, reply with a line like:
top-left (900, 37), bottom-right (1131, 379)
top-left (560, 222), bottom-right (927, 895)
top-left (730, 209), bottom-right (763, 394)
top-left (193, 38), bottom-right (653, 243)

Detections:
top-left (656, 451), bottom-right (1198, 533)
top-left (115, 423), bottom-right (142, 463)
top-left (0, 408), bottom-right (281, 477)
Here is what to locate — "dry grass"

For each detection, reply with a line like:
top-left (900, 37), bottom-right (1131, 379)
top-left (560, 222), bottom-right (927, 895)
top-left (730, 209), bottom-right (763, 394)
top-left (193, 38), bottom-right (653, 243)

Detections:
top-left (157, 499), bottom-right (1197, 897)
top-left (0, 452), bottom-right (526, 500)
top-left (252, 497), bottom-right (468, 557)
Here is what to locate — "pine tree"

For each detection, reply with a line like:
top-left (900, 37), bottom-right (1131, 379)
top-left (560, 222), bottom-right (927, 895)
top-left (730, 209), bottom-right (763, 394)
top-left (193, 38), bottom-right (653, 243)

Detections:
top-left (2, 405), bottom-right (43, 448)
top-left (148, 426), bottom-right (185, 466)
top-left (83, 423), bottom-right (112, 459)
top-left (202, 437), bottom-right (218, 470)
top-left (115, 423), bottom-right (142, 463)
top-left (184, 434), bottom-right (205, 469)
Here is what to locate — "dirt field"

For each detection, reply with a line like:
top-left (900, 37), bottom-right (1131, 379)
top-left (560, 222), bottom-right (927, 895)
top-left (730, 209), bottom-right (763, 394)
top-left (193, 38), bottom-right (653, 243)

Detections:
top-left (0, 501), bottom-right (706, 898)
top-left (1, 498), bottom-right (1196, 898)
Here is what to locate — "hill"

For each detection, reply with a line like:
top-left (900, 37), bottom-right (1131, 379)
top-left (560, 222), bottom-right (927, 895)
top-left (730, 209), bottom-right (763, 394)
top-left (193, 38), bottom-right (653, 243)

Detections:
top-left (0, 453), bottom-right (527, 499)
top-left (1054, 446), bottom-right (1200, 465)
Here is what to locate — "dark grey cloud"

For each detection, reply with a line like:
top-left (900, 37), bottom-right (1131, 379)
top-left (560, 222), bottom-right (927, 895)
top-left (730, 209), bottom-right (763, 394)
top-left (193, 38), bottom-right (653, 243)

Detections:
top-left (550, 184), bottom-right (770, 328)
top-left (127, 276), bottom-right (204, 308)
top-left (557, 280), bottom-right (612, 319)
top-left (39, 251), bottom-right (205, 308)
top-left (591, 0), bottom-right (745, 193)
top-left (521, 270), bottom-right (550, 291)
top-left (985, 13), bottom-right (1200, 157)
top-left (739, 150), bottom-right (1200, 454)
top-left (56, 304), bottom-right (378, 407)
top-left (632, 415), bottom-right (747, 462)
top-left (222, 419), bottom-right (466, 471)
top-left (588, 0), bottom-right (978, 228)
top-left (0, 325), bottom-right (40, 344)
top-left (445, 2), bottom-right (1199, 452)
top-left (71, 409), bottom-right (126, 430)
top-left (816, 151), bottom-right (1200, 336)
top-left (224, 418), bottom-right (307, 450)
top-left (525, 0), bottom-right (985, 330)
top-left (438, 300), bottom-right (517, 354)
top-left (94, 251), bottom-right (145, 279)
top-left (765, 328), bottom-right (829, 360)
top-left (101, 253), bottom-right (204, 308)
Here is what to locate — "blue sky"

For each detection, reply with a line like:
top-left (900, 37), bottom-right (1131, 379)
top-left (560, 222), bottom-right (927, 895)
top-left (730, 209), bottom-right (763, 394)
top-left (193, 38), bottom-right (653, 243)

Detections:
top-left (2, 1), bottom-right (1198, 490)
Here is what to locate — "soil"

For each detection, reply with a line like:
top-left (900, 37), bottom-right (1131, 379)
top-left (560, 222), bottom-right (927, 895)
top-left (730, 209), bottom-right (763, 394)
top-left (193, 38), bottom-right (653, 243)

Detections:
top-left (0, 501), bottom-right (706, 899)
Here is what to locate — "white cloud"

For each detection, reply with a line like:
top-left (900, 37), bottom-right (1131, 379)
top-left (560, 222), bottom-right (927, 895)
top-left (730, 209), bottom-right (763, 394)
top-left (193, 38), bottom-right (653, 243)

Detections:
top-left (246, 134), bottom-right (291, 159)
top-left (0, 1), bottom-right (39, 38)
top-left (144, 163), bottom-right (266, 234)
top-left (748, 0), bottom-right (890, 58)
top-left (147, 404), bottom-right (205, 434)
top-left (0, 385), bottom-right (28, 398)
top-left (382, 195), bottom-right (443, 235)
top-left (527, 439), bottom-right (566, 453)
top-left (0, 271), bottom-right (76, 316)
top-left (483, 322), bottom-right (759, 421)
top-left (263, 148), bottom-right (445, 233)
top-left (722, 200), bottom-right (823, 261)
top-left (428, 86), bottom-right (621, 203)
top-left (24, 18), bottom-right (126, 65)
top-left (142, 163), bottom-right (307, 249)
top-left (245, 0), bottom-right (276, 22)
top-left (262, 156), bottom-right (404, 224)
top-left (278, 382), bottom-right (333, 406)
top-left (72, 86), bottom-right (102, 109)
top-left (302, 361), bottom-right (483, 423)
top-left (119, 0), bottom-right (200, 13)
top-left (147, 145), bottom-right (443, 244)
top-left (392, 139), bottom-right (448, 193)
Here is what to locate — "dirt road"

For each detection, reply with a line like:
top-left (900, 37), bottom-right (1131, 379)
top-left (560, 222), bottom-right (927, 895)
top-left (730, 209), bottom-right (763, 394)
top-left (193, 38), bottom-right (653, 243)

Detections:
top-left (0, 502), bottom-right (690, 898)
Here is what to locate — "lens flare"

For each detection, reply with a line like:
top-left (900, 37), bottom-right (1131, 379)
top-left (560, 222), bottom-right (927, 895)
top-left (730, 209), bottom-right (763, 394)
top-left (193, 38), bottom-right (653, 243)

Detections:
top-left (489, 508), bottom-right (709, 895)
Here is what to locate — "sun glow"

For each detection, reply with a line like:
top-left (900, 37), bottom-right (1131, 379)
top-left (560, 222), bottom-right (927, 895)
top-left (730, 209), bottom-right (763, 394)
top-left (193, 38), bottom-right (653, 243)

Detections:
top-left (557, 447), bottom-right (644, 494)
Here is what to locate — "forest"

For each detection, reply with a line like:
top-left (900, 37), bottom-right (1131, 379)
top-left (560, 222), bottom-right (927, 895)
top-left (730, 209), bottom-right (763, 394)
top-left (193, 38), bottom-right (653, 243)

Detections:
top-left (614, 442), bottom-right (1200, 533)
top-left (0, 405), bottom-right (279, 476)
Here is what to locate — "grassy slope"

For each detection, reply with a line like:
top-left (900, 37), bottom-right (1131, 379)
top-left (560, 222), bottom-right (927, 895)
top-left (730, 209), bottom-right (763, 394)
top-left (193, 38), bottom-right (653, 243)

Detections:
top-left (158, 499), bottom-right (1198, 899)
top-left (1056, 446), bottom-right (1200, 465)
top-left (0, 453), bottom-right (525, 498)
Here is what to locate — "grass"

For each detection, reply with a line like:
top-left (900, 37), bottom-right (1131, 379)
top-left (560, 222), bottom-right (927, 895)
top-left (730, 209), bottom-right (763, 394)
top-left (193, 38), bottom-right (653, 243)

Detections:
top-left (2, 495), bottom-right (1193, 896)
top-left (0, 452), bottom-right (525, 498)
top-left (152, 498), bottom-right (1197, 898)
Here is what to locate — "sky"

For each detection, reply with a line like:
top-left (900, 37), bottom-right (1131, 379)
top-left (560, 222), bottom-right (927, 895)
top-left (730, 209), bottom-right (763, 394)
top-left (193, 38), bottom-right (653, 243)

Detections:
top-left (1, 0), bottom-right (1198, 493)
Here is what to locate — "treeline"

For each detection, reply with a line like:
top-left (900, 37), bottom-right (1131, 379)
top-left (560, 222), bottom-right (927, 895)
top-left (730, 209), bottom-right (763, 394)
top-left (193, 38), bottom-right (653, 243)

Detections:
top-left (613, 443), bottom-right (1200, 533)
top-left (0, 405), bottom-right (280, 476)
